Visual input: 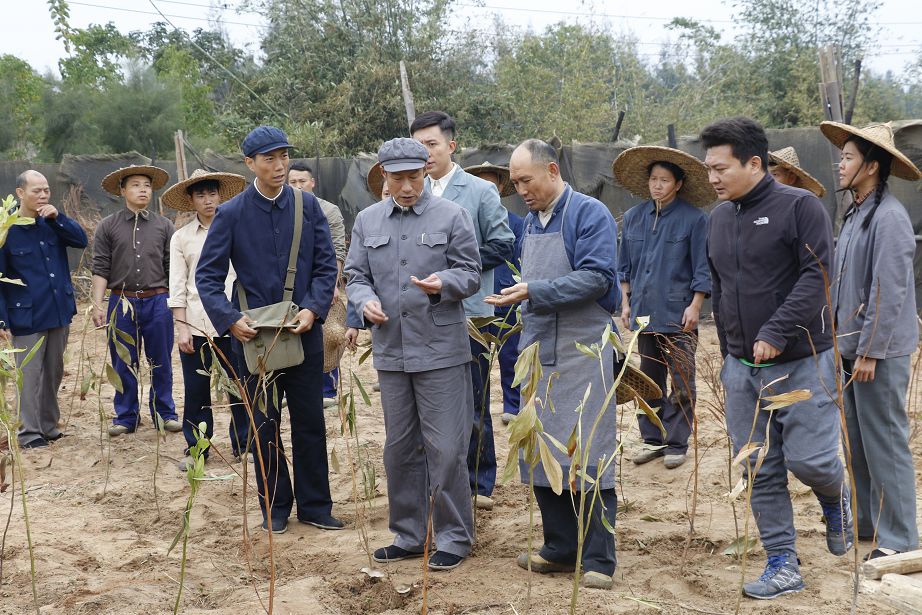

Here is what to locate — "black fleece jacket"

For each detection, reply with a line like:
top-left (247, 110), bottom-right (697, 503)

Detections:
top-left (706, 174), bottom-right (834, 364)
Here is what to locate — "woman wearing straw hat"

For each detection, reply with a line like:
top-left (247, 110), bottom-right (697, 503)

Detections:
top-left (612, 146), bottom-right (715, 470)
top-left (821, 120), bottom-right (922, 561)
top-left (163, 169), bottom-right (251, 471)
top-left (768, 146), bottom-right (827, 198)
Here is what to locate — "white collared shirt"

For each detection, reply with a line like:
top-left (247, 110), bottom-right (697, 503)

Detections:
top-left (538, 186), bottom-right (567, 227)
top-left (430, 162), bottom-right (458, 198)
top-left (168, 217), bottom-right (236, 338)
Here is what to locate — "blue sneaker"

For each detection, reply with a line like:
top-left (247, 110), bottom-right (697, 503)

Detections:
top-left (742, 554), bottom-right (805, 600)
top-left (820, 496), bottom-right (855, 556)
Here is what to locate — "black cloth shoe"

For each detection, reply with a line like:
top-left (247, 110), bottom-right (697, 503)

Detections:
top-left (261, 518), bottom-right (288, 534)
top-left (298, 514), bottom-right (345, 530)
top-left (428, 551), bottom-right (464, 571)
top-left (372, 545), bottom-right (424, 563)
top-left (21, 438), bottom-right (49, 449)
top-left (864, 548), bottom-right (901, 561)
top-left (47, 432), bottom-right (66, 442)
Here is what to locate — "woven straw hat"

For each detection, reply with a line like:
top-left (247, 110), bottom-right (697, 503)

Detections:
top-left (819, 121), bottom-right (922, 181)
top-left (616, 363), bottom-right (662, 405)
top-left (101, 164), bottom-right (170, 196)
top-left (161, 169), bottom-right (246, 212)
top-left (768, 147), bottom-right (827, 198)
top-left (323, 297), bottom-right (347, 373)
top-left (464, 161), bottom-right (516, 197)
top-left (612, 146), bottom-right (717, 207)
top-left (366, 161), bottom-right (386, 199)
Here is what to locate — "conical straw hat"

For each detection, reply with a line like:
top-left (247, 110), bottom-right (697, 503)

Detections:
top-left (366, 161), bottom-right (386, 199)
top-left (819, 121), bottom-right (922, 181)
top-left (161, 169), bottom-right (246, 212)
top-left (612, 146), bottom-right (717, 207)
top-left (768, 147), bottom-right (827, 197)
top-left (464, 161), bottom-right (516, 197)
top-left (101, 164), bottom-right (170, 196)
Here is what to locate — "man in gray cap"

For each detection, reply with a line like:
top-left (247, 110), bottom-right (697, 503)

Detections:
top-left (345, 137), bottom-right (482, 571)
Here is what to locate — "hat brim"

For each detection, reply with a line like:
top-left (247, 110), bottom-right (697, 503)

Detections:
top-left (366, 161), bottom-right (386, 198)
top-left (247, 142), bottom-right (292, 157)
top-left (101, 165), bottom-right (170, 196)
top-left (381, 159), bottom-right (426, 172)
top-left (464, 162), bottom-right (516, 197)
top-left (820, 121), bottom-right (922, 181)
top-left (768, 152), bottom-right (827, 198)
top-left (612, 146), bottom-right (717, 207)
top-left (161, 171), bottom-right (247, 212)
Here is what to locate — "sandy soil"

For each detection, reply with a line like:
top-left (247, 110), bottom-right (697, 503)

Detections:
top-left (0, 306), bottom-right (917, 614)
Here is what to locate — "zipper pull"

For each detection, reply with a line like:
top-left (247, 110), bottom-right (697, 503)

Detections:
top-left (735, 202), bottom-right (741, 214)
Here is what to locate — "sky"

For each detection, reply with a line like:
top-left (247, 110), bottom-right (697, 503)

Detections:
top-left (5, 0), bottom-right (921, 77)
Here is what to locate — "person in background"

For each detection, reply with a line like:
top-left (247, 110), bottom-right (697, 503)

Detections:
top-left (92, 165), bottom-right (180, 437)
top-left (164, 169), bottom-right (250, 470)
top-left (822, 120), bottom-right (921, 561)
top-left (613, 146), bottom-right (714, 470)
top-left (767, 146), bottom-right (827, 198)
top-left (0, 170), bottom-right (87, 448)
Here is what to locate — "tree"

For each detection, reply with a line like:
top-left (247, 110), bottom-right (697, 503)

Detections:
top-left (0, 56), bottom-right (48, 159)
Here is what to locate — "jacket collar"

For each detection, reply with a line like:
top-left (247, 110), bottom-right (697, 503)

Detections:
top-left (646, 196), bottom-right (687, 217)
top-left (735, 173), bottom-right (774, 209)
top-left (249, 181), bottom-right (289, 213)
top-left (387, 188), bottom-right (433, 216)
top-left (121, 207), bottom-right (151, 221)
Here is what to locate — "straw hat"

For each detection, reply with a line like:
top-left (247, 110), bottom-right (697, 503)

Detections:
top-left (101, 164), bottom-right (170, 196)
top-left (612, 146), bottom-right (716, 207)
top-left (161, 169), bottom-right (247, 212)
top-left (819, 121), bottom-right (922, 181)
top-left (464, 161), bottom-right (516, 197)
top-left (616, 363), bottom-right (662, 405)
top-left (768, 147), bottom-right (827, 198)
top-left (323, 297), bottom-right (347, 373)
top-left (366, 161), bottom-right (386, 199)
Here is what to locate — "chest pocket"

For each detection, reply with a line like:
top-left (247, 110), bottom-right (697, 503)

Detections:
top-left (666, 233), bottom-right (689, 261)
top-left (418, 232), bottom-right (447, 248)
top-left (363, 235), bottom-right (391, 278)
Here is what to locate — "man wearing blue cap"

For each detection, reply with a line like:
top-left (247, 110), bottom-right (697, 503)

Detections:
top-left (197, 125), bottom-right (340, 534)
top-left (344, 137), bottom-right (482, 570)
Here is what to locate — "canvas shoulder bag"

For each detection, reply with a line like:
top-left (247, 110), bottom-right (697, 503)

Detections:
top-left (237, 189), bottom-right (305, 373)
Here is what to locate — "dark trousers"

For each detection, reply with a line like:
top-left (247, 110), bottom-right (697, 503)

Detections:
top-left (323, 367), bottom-right (339, 398)
top-left (237, 346), bottom-right (332, 522)
top-left (534, 486), bottom-right (617, 576)
top-left (495, 311), bottom-right (521, 415)
top-left (179, 335), bottom-right (250, 457)
top-left (468, 329), bottom-right (496, 497)
top-left (108, 293), bottom-right (176, 430)
top-left (637, 331), bottom-right (697, 455)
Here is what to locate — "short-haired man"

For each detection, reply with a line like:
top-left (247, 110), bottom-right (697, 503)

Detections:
top-left (163, 169), bottom-right (250, 470)
top-left (287, 161), bottom-right (347, 407)
top-left (486, 139), bottom-right (620, 590)
top-left (92, 165), bottom-right (180, 436)
top-left (411, 111), bottom-right (514, 511)
top-left (702, 117), bottom-right (851, 599)
top-left (197, 126), bottom-right (341, 534)
top-left (345, 138), bottom-right (482, 571)
top-left (0, 170), bottom-right (87, 448)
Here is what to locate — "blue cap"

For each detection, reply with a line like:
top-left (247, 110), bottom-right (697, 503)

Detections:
top-left (242, 125), bottom-right (292, 158)
top-left (377, 138), bottom-right (429, 172)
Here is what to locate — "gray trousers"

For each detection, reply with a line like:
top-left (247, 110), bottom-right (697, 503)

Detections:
top-left (14, 326), bottom-right (69, 446)
top-left (843, 355), bottom-right (918, 552)
top-left (379, 364), bottom-right (474, 558)
top-left (722, 349), bottom-right (846, 556)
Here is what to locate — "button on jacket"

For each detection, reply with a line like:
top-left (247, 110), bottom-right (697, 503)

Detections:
top-left (345, 191), bottom-right (482, 372)
top-left (92, 208), bottom-right (174, 290)
top-left (0, 213), bottom-right (88, 336)
top-left (618, 198), bottom-right (710, 332)
top-left (196, 184), bottom-right (337, 354)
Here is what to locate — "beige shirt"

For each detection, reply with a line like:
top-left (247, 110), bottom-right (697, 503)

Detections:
top-left (429, 163), bottom-right (459, 198)
top-left (168, 218), bottom-right (235, 338)
top-left (317, 197), bottom-right (347, 264)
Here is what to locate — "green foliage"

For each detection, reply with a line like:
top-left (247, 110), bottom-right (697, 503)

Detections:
top-left (59, 23), bottom-right (138, 87)
top-left (0, 56), bottom-right (49, 159)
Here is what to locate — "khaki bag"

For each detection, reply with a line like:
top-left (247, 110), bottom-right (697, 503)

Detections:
top-left (237, 189), bottom-right (305, 373)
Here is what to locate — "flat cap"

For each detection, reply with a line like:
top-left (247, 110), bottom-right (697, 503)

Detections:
top-left (242, 125), bottom-right (292, 158)
top-left (377, 138), bottom-right (429, 172)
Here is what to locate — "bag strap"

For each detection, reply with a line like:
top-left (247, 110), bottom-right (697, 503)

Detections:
top-left (237, 188), bottom-right (305, 312)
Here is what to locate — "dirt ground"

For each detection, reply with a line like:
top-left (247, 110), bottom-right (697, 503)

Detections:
top-left (1, 305), bottom-right (919, 615)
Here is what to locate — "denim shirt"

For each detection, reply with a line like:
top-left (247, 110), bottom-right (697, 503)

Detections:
top-left (493, 210), bottom-right (525, 315)
top-left (618, 198), bottom-right (710, 332)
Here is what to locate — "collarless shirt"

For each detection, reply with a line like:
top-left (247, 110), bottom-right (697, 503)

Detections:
top-left (430, 163), bottom-right (458, 198)
top-left (168, 217), bottom-right (236, 338)
top-left (617, 198), bottom-right (710, 332)
top-left (92, 207), bottom-right (174, 291)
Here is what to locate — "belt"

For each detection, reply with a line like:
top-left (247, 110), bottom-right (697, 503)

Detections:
top-left (111, 287), bottom-right (168, 299)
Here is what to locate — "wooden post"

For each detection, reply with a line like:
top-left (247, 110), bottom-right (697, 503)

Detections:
top-left (818, 45), bottom-right (849, 228)
top-left (667, 124), bottom-right (677, 149)
top-left (611, 110), bottom-right (625, 142)
top-left (845, 58), bottom-right (862, 125)
top-left (174, 130), bottom-right (189, 182)
top-left (399, 61), bottom-right (416, 129)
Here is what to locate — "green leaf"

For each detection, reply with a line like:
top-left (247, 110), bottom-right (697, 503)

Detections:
top-left (358, 345), bottom-right (373, 365)
top-left (537, 435), bottom-right (563, 495)
top-left (354, 373), bottom-right (371, 405)
top-left (113, 339), bottom-right (133, 366)
top-left (19, 337), bottom-right (44, 368)
top-left (600, 512), bottom-right (616, 535)
top-left (498, 446), bottom-right (520, 485)
top-left (115, 327), bottom-right (136, 347)
top-left (105, 363), bottom-right (123, 393)
top-left (512, 341), bottom-right (539, 388)
top-left (636, 396), bottom-right (667, 438)
top-left (574, 341), bottom-right (597, 359)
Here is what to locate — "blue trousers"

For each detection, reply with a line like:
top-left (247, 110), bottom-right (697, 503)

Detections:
top-left (108, 293), bottom-right (176, 430)
top-left (179, 335), bottom-right (250, 458)
top-left (534, 486), bottom-right (617, 576)
top-left (468, 329), bottom-right (496, 497)
top-left (495, 311), bottom-right (521, 416)
top-left (323, 367), bottom-right (339, 398)
top-left (637, 331), bottom-right (697, 455)
top-left (237, 343), bottom-right (332, 523)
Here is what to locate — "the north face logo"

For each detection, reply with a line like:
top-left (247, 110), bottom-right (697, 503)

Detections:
top-left (753, 217), bottom-right (769, 225)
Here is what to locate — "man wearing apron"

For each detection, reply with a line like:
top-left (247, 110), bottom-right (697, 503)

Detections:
top-left (486, 139), bottom-right (620, 590)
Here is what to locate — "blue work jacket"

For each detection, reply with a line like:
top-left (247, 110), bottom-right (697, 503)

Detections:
top-left (493, 210), bottom-right (524, 315)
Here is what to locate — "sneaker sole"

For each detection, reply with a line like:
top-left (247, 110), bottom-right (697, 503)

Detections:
top-left (744, 585), bottom-right (805, 600)
top-left (262, 525), bottom-right (288, 535)
top-left (428, 560), bottom-right (463, 571)
top-left (299, 519), bottom-right (345, 531)
top-left (372, 552), bottom-right (424, 563)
